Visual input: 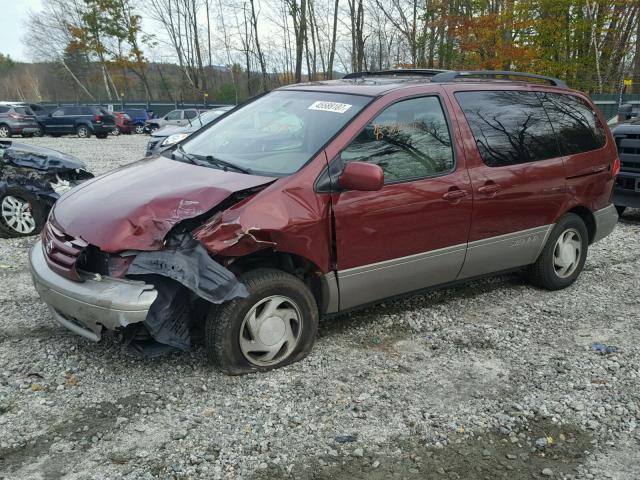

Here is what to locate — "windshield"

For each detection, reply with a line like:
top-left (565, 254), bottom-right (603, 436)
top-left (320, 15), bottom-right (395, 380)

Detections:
top-left (179, 90), bottom-right (371, 175)
top-left (198, 109), bottom-right (226, 125)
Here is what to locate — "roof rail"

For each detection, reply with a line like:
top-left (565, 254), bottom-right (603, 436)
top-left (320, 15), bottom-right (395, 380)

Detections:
top-left (343, 69), bottom-right (451, 79)
top-left (430, 70), bottom-right (567, 88)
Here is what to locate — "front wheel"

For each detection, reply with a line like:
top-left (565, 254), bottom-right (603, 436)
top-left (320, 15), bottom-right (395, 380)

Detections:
top-left (206, 268), bottom-right (319, 375)
top-left (0, 124), bottom-right (12, 138)
top-left (529, 213), bottom-right (588, 290)
top-left (135, 124), bottom-right (145, 134)
top-left (0, 189), bottom-right (46, 238)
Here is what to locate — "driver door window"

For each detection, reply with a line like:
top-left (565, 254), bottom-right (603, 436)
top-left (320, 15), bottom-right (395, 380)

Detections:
top-left (341, 96), bottom-right (455, 183)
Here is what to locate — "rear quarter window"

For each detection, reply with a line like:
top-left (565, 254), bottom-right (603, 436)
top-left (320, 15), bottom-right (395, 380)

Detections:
top-left (539, 93), bottom-right (606, 155)
top-left (455, 90), bottom-right (560, 167)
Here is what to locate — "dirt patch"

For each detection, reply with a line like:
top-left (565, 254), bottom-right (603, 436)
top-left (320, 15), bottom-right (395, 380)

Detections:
top-left (257, 418), bottom-right (591, 480)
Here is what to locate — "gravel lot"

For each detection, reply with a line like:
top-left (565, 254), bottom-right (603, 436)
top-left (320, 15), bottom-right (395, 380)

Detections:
top-left (1, 135), bottom-right (639, 480)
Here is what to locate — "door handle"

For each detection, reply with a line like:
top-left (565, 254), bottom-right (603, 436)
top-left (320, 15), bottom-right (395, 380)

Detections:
top-left (442, 189), bottom-right (467, 200)
top-left (478, 183), bottom-right (501, 195)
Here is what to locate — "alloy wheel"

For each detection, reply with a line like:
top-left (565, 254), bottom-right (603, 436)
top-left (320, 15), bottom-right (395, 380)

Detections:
top-left (0, 126), bottom-right (9, 138)
top-left (135, 125), bottom-right (145, 134)
top-left (239, 295), bottom-right (303, 367)
top-left (1, 195), bottom-right (36, 235)
top-left (77, 127), bottom-right (88, 138)
top-left (553, 228), bottom-right (582, 278)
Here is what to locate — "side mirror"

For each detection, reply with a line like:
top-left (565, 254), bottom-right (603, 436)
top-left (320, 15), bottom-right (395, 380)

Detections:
top-left (338, 161), bottom-right (384, 191)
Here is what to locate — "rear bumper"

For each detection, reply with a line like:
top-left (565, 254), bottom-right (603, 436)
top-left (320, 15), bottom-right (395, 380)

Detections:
top-left (29, 240), bottom-right (157, 341)
top-left (90, 124), bottom-right (115, 134)
top-left (592, 204), bottom-right (618, 243)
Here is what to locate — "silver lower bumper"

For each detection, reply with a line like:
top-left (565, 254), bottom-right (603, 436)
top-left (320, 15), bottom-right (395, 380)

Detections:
top-left (592, 204), bottom-right (618, 244)
top-left (29, 240), bottom-right (158, 341)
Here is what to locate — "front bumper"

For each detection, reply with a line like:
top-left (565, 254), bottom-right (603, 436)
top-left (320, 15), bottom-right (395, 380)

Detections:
top-left (592, 204), bottom-right (618, 243)
top-left (29, 240), bottom-right (157, 341)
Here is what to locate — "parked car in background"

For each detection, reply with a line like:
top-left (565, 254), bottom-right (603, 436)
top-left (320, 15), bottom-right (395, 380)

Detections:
top-left (124, 109), bottom-right (152, 134)
top-left (0, 104), bottom-right (42, 138)
top-left (0, 140), bottom-right (93, 237)
top-left (146, 106), bottom-right (233, 156)
top-left (29, 69), bottom-right (619, 373)
top-left (611, 116), bottom-right (640, 215)
top-left (0, 101), bottom-right (49, 126)
top-left (143, 108), bottom-right (201, 133)
top-left (42, 106), bottom-right (116, 138)
top-left (111, 112), bottom-right (134, 135)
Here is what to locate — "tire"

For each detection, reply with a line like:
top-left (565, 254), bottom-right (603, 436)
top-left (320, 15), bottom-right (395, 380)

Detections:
top-left (0, 124), bottom-right (12, 138)
top-left (0, 189), bottom-right (47, 238)
top-left (76, 125), bottom-right (91, 138)
top-left (34, 127), bottom-right (43, 137)
top-left (206, 268), bottom-right (319, 375)
top-left (528, 213), bottom-right (589, 290)
top-left (134, 124), bottom-right (145, 134)
top-left (615, 205), bottom-right (626, 216)
top-left (110, 127), bottom-right (120, 136)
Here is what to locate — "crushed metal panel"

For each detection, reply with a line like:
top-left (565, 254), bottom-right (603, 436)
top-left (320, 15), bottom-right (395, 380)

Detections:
top-left (126, 233), bottom-right (249, 350)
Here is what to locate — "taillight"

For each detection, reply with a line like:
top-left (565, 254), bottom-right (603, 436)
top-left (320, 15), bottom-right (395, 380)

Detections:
top-left (612, 157), bottom-right (620, 177)
top-left (8, 113), bottom-right (24, 120)
top-left (94, 115), bottom-right (103, 123)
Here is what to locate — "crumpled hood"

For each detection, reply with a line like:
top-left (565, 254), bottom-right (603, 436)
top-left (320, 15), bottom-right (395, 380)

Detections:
top-left (52, 156), bottom-right (275, 252)
top-left (0, 141), bottom-right (87, 172)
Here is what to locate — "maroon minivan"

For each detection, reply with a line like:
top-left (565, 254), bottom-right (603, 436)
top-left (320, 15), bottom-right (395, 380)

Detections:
top-left (29, 70), bottom-right (620, 374)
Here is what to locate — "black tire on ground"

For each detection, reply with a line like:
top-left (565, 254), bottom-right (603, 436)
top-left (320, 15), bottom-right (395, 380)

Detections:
top-left (615, 205), bottom-right (626, 216)
top-left (111, 127), bottom-right (120, 136)
top-left (0, 188), bottom-right (47, 238)
top-left (34, 127), bottom-right (43, 137)
top-left (76, 125), bottom-right (91, 138)
top-left (0, 124), bottom-right (12, 138)
top-left (205, 268), bottom-right (319, 375)
top-left (528, 213), bottom-right (589, 291)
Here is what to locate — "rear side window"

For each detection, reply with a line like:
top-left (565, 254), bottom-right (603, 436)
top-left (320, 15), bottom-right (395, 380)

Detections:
top-left (166, 110), bottom-right (181, 120)
top-left (539, 93), bottom-right (606, 155)
top-left (455, 91), bottom-right (560, 167)
top-left (52, 109), bottom-right (65, 117)
top-left (14, 107), bottom-right (32, 115)
top-left (341, 96), bottom-right (455, 182)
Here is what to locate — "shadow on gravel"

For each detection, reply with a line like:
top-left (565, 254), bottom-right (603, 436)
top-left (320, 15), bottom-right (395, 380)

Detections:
top-left (318, 272), bottom-right (525, 341)
top-left (618, 208), bottom-right (640, 226)
top-left (258, 418), bottom-right (591, 480)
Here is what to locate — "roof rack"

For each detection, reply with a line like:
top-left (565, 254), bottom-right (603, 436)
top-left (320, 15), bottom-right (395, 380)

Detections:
top-left (430, 70), bottom-right (567, 88)
top-left (343, 69), bottom-right (450, 79)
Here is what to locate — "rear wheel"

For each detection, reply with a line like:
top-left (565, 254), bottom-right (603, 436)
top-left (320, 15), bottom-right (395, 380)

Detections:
top-left (0, 124), bottom-right (11, 138)
top-left (34, 127), bottom-right (43, 137)
top-left (615, 205), bottom-right (626, 216)
top-left (206, 268), bottom-right (319, 375)
top-left (111, 127), bottom-right (120, 136)
top-left (529, 213), bottom-right (588, 290)
top-left (134, 124), bottom-right (145, 134)
top-left (76, 125), bottom-right (91, 138)
top-left (0, 190), bottom-right (46, 238)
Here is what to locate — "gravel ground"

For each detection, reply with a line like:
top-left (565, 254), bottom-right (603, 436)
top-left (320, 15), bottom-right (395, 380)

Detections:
top-left (1, 135), bottom-right (639, 480)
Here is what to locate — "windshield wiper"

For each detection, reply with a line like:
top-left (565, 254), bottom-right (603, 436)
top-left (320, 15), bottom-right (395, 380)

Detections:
top-left (173, 145), bottom-right (202, 166)
top-left (203, 155), bottom-right (251, 174)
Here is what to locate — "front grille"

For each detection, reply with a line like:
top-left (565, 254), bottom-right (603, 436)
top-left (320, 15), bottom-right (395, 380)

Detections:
top-left (42, 221), bottom-right (88, 281)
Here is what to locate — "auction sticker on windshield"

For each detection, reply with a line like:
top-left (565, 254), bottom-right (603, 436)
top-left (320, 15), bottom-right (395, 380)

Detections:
top-left (308, 101), bottom-right (352, 114)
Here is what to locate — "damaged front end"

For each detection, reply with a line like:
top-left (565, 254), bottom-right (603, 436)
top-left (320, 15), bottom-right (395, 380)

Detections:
top-left (30, 157), bottom-right (277, 355)
top-left (0, 141), bottom-right (93, 236)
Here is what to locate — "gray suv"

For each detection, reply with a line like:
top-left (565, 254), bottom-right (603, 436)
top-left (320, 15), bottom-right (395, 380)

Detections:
top-left (143, 109), bottom-right (201, 133)
top-left (0, 105), bottom-right (41, 138)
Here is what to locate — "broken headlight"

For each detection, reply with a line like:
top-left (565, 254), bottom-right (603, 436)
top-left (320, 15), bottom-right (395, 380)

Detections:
top-left (162, 133), bottom-right (190, 147)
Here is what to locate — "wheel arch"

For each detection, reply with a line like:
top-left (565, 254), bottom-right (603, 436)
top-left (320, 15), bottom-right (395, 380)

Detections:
top-left (565, 205), bottom-right (596, 244)
top-left (224, 250), bottom-right (334, 315)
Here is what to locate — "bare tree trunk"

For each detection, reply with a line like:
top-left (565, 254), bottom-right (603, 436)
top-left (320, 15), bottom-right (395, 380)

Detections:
top-left (327, 0), bottom-right (339, 79)
top-left (61, 58), bottom-right (96, 101)
top-left (633, 6), bottom-right (640, 94)
top-left (249, 0), bottom-right (269, 92)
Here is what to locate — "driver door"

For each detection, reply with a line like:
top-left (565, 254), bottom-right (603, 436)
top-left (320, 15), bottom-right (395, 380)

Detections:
top-left (330, 95), bottom-right (473, 309)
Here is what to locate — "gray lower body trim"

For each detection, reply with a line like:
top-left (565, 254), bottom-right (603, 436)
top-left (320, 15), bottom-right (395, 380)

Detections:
top-left (458, 225), bottom-right (552, 279)
top-left (337, 244), bottom-right (466, 310)
top-left (592, 204), bottom-right (618, 243)
top-left (320, 271), bottom-right (340, 314)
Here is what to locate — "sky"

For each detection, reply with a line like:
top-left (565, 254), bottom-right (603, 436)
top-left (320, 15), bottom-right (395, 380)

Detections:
top-left (0, 0), bottom-right (43, 61)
